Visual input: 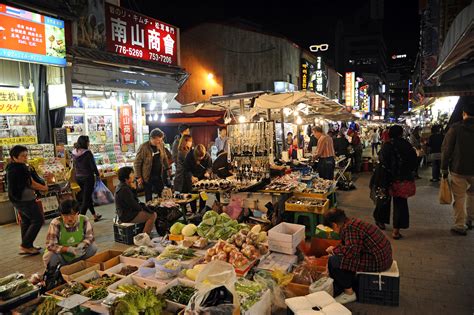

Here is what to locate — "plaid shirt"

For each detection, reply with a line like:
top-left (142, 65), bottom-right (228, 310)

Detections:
top-left (333, 218), bottom-right (392, 272)
top-left (46, 215), bottom-right (95, 253)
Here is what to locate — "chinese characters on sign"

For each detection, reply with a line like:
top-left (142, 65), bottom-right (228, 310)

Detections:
top-left (105, 3), bottom-right (178, 66)
top-left (0, 88), bottom-right (36, 114)
top-left (345, 72), bottom-right (355, 107)
top-left (0, 4), bottom-right (66, 66)
top-left (119, 105), bottom-right (134, 145)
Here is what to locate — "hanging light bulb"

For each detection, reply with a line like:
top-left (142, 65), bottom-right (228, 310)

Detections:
top-left (148, 114), bottom-right (153, 122)
top-left (81, 86), bottom-right (88, 103)
top-left (259, 116), bottom-right (265, 122)
top-left (160, 114), bottom-right (166, 122)
top-left (27, 63), bottom-right (34, 92)
top-left (162, 101), bottom-right (168, 110)
top-left (153, 113), bottom-right (158, 121)
top-left (296, 116), bottom-right (303, 125)
top-left (238, 115), bottom-right (246, 123)
top-left (150, 99), bottom-right (157, 110)
top-left (293, 110), bottom-right (299, 117)
top-left (18, 84), bottom-right (26, 96)
top-left (283, 107), bottom-right (292, 117)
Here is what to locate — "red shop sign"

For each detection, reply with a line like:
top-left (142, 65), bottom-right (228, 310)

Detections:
top-left (119, 105), bottom-right (134, 145)
top-left (105, 3), bottom-right (178, 66)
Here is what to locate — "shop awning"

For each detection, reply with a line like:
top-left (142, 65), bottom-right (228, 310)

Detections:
top-left (423, 84), bottom-right (474, 97)
top-left (429, 2), bottom-right (474, 79)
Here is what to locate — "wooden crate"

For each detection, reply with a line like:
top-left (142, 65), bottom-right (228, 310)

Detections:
top-left (285, 198), bottom-right (329, 214)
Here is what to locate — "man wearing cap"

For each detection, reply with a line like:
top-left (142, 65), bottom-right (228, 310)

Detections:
top-left (172, 124), bottom-right (191, 164)
top-left (441, 98), bottom-right (474, 235)
top-left (134, 128), bottom-right (170, 201)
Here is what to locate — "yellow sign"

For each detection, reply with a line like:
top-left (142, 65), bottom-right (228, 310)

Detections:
top-left (0, 136), bottom-right (37, 145)
top-left (0, 88), bottom-right (36, 115)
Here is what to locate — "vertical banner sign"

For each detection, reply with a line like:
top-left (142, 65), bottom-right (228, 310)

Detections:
top-left (315, 56), bottom-right (327, 95)
top-left (301, 60), bottom-right (308, 90)
top-left (301, 59), bottom-right (316, 92)
top-left (345, 72), bottom-right (355, 107)
top-left (0, 4), bottom-right (66, 66)
top-left (119, 105), bottom-right (134, 144)
top-left (105, 3), bottom-right (178, 66)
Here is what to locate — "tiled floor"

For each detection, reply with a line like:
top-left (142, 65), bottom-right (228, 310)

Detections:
top-left (0, 167), bottom-right (472, 314)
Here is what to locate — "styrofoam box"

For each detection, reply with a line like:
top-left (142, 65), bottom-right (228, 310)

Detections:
top-left (117, 255), bottom-right (149, 267)
top-left (285, 291), bottom-right (351, 315)
top-left (103, 263), bottom-right (139, 277)
top-left (75, 270), bottom-right (124, 287)
top-left (157, 278), bottom-right (196, 313)
top-left (243, 289), bottom-right (271, 315)
top-left (107, 274), bottom-right (167, 293)
top-left (268, 223), bottom-right (305, 254)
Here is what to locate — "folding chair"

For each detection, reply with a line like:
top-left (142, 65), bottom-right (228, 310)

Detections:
top-left (334, 156), bottom-right (351, 183)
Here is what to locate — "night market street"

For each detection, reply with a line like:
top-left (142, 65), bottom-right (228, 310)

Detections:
top-left (1, 169), bottom-right (472, 315)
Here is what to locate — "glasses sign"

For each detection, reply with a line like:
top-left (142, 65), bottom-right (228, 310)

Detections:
top-left (309, 44), bottom-right (329, 52)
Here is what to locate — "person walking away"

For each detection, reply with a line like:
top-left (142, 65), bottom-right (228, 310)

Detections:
top-left (215, 127), bottom-right (229, 153)
top-left (373, 125), bottom-right (417, 239)
top-left (307, 127), bottom-right (318, 154)
top-left (6, 145), bottom-right (48, 255)
top-left (171, 124), bottom-right (191, 164)
top-left (333, 132), bottom-right (349, 157)
top-left (441, 99), bottom-right (474, 236)
top-left (313, 126), bottom-right (336, 180)
top-left (135, 128), bottom-right (170, 202)
top-left (183, 144), bottom-right (213, 212)
top-left (409, 127), bottom-right (423, 179)
top-left (115, 167), bottom-right (157, 235)
top-left (72, 136), bottom-right (102, 222)
top-left (324, 209), bottom-right (392, 304)
top-left (174, 135), bottom-right (193, 193)
top-left (381, 127), bottom-right (390, 144)
top-left (427, 125), bottom-right (444, 182)
top-left (371, 128), bottom-right (380, 156)
top-left (43, 200), bottom-right (97, 268)
top-left (351, 131), bottom-right (363, 173)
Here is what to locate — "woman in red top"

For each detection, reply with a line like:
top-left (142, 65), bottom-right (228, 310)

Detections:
top-left (324, 209), bottom-right (393, 305)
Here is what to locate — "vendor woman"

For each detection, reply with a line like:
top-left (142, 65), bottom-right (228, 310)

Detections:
top-left (43, 200), bottom-right (98, 269)
top-left (323, 209), bottom-right (393, 304)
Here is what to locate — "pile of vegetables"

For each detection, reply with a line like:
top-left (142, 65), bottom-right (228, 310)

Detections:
top-left (111, 285), bottom-right (165, 315)
top-left (196, 211), bottom-right (248, 240)
top-left (235, 278), bottom-right (266, 311)
top-left (86, 274), bottom-right (120, 287)
top-left (52, 282), bottom-right (85, 298)
top-left (183, 264), bottom-right (206, 281)
top-left (34, 296), bottom-right (62, 315)
top-left (118, 265), bottom-right (139, 276)
top-left (170, 222), bottom-right (198, 237)
top-left (0, 278), bottom-right (35, 300)
top-left (122, 246), bottom-right (160, 259)
top-left (204, 225), bottom-right (269, 268)
top-left (83, 287), bottom-right (108, 300)
top-left (158, 245), bottom-right (196, 261)
top-left (163, 285), bottom-right (197, 305)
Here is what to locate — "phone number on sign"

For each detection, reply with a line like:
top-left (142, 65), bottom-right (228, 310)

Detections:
top-left (115, 45), bottom-right (143, 58)
top-left (149, 52), bottom-right (172, 64)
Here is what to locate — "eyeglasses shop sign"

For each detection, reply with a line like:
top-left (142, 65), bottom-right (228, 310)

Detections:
top-left (105, 3), bottom-right (178, 66)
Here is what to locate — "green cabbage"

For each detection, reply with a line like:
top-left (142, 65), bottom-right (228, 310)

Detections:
top-left (170, 222), bottom-right (185, 235)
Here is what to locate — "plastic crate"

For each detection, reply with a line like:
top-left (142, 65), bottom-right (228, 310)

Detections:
top-left (357, 261), bottom-right (400, 306)
top-left (113, 222), bottom-right (145, 245)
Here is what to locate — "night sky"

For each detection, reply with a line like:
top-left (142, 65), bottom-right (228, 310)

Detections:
top-left (124, 0), bottom-right (420, 64)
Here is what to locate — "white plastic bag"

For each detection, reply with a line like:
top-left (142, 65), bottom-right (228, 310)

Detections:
top-left (309, 276), bottom-right (334, 297)
top-left (185, 261), bottom-right (238, 314)
top-left (134, 233), bottom-right (153, 247)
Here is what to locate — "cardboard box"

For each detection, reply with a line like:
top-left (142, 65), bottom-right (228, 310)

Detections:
top-left (108, 274), bottom-right (167, 293)
top-left (85, 250), bottom-right (123, 270)
top-left (104, 263), bottom-right (139, 277)
top-left (60, 261), bottom-right (100, 282)
top-left (268, 223), bottom-right (305, 255)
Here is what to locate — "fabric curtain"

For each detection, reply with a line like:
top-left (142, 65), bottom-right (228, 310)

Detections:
top-left (35, 64), bottom-right (52, 143)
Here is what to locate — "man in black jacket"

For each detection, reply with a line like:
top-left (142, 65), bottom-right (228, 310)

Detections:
top-left (441, 99), bottom-right (474, 236)
top-left (115, 167), bottom-right (157, 235)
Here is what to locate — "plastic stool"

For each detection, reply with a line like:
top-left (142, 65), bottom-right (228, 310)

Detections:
top-left (294, 212), bottom-right (320, 237)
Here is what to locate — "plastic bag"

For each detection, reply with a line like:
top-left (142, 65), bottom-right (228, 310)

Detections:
top-left (224, 196), bottom-right (243, 220)
top-left (92, 180), bottom-right (114, 206)
top-left (253, 270), bottom-right (286, 311)
top-left (134, 233), bottom-right (153, 247)
top-left (439, 178), bottom-right (452, 204)
top-left (309, 276), bottom-right (334, 297)
top-left (292, 262), bottom-right (325, 285)
top-left (155, 259), bottom-right (181, 279)
top-left (185, 261), bottom-right (238, 314)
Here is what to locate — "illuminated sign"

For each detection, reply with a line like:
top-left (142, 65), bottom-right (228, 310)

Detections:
top-left (315, 56), bottom-right (327, 94)
top-left (0, 87), bottom-right (35, 114)
top-left (375, 94), bottom-right (379, 111)
top-left (0, 4), bottom-right (66, 66)
top-left (300, 59), bottom-right (315, 91)
top-left (360, 84), bottom-right (369, 112)
top-left (391, 54), bottom-right (407, 59)
top-left (345, 72), bottom-right (355, 106)
top-left (105, 3), bottom-right (178, 66)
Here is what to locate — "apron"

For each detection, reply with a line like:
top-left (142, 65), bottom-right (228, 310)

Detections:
top-left (59, 215), bottom-right (85, 262)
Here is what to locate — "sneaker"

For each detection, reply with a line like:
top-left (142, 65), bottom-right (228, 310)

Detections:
top-left (450, 227), bottom-right (467, 236)
top-left (334, 292), bottom-right (357, 305)
top-left (466, 220), bottom-right (473, 230)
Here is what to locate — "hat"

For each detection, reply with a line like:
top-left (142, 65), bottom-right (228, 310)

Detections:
top-left (462, 96), bottom-right (474, 116)
top-left (178, 124), bottom-right (190, 133)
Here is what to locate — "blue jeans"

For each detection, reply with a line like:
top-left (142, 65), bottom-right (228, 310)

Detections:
top-left (432, 159), bottom-right (441, 180)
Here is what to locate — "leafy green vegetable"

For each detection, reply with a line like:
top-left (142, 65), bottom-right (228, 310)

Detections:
top-left (235, 278), bottom-right (265, 311)
top-left (34, 296), bottom-right (61, 315)
top-left (83, 287), bottom-right (108, 300)
top-left (158, 246), bottom-right (196, 261)
top-left (170, 222), bottom-right (186, 235)
top-left (111, 286), bottom-right (165, 315)
top-left (163, 285), bottom-right (197, 305)
top-left (196, 211), bottom-right (246, 240)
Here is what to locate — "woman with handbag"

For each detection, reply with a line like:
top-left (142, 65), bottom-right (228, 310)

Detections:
top-left (373, 125), bottom-right (418, 239)
top-left (72, 136), bottom-right (102, 222)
